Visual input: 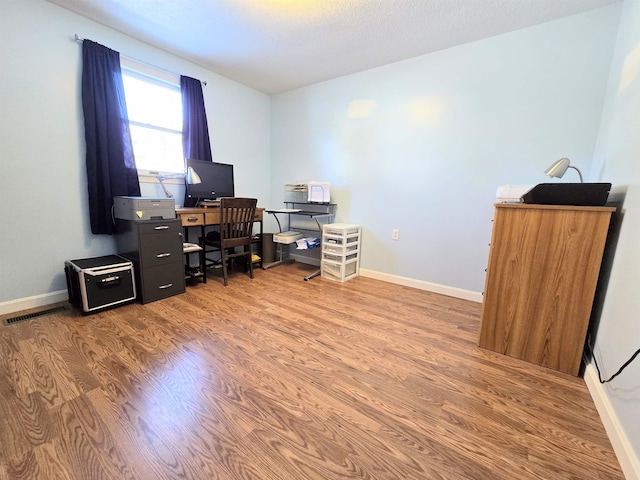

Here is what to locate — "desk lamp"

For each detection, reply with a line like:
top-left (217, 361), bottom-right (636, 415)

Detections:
top-left (544, 157), bottom-right (584, 183)
top-left (157, 167), bottom-right (201, 198)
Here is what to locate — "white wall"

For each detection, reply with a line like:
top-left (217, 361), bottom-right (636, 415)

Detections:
top-left (270, 5), bottom-right (621, 294)
top-left (0, 0), bottom-right (271, 308)
top-left (588, 0), bottom-right (640, 476)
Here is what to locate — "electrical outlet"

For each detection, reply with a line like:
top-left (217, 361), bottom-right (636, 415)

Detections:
top-left (392, 229), bottom-right (400, 241)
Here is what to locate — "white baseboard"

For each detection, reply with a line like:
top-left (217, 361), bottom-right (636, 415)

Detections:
top-left (285, 258), bottom-right (483, 303)
top-left (3, 268), bottom-right (481, 314)
top-left (0, 290), bottom-right (68, 316)
top-left (584, 362), bottom-right (640, 480)
top-left (359, 268), bottom-right (483, 303)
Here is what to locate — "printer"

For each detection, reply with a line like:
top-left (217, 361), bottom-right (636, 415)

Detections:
top-left (495, 185), bottom-right (533, 203)
top-left (113, 196), bottom-right (176, 221)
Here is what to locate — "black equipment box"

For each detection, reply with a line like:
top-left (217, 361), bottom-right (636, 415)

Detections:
top-left (521, 183), bottom-right (612, 206)
top-left (64, 255), bottom-right (136, 313)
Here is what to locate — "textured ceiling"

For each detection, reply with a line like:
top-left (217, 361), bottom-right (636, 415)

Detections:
top-left (47, 0), bottom-right (620, 94)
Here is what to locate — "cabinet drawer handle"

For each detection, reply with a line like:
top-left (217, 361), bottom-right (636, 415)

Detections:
top-left (187, 216), bottom-right (199, 222)
top-left (158, 283), bottom-right (173, 289)
top-left (154, 226), bottom-right (170, 230)
top-left (156, 253), bottom-right (171, 258)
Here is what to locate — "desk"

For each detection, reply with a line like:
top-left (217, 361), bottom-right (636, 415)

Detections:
top-left (176, 205), bottom-right (264, 283)
top-left (265, 202), bottom-right (336, 281)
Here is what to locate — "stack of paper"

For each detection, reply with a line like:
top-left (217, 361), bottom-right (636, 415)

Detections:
top-left (285, 183), bottom-right (307, 192)
top-left (296, 237), bottom-right (320, 250)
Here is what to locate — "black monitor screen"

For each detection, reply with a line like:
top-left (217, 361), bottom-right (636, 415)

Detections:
top-left (184, 159), bottom-right (235, 207)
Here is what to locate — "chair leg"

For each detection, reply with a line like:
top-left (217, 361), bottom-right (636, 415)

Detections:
top-left (247, 245), bottom-right (254, 279)
top-left (221, 249), bottom-right (229, 286)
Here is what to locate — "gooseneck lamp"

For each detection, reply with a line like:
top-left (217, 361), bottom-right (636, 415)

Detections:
top-left (544, 157), bottom-right (584, 183)
top-left (156, 166), bottom-right (201, 198)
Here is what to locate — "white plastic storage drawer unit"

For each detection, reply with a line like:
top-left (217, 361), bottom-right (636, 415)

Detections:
top-left (321, 260), bottom-right (359, 282)
top-left (321, 223), bottom-right (361, 282)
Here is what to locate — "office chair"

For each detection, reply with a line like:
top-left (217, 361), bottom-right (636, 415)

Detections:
top-left (202, 197), bottom-right (257, 286)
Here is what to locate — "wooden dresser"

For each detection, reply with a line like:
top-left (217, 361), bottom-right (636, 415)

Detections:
top-left (478, 203), bottom-right (614, 375)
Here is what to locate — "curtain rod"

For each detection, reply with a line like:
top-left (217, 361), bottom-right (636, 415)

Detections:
top-left (74, 34), bottom-right (207, 86)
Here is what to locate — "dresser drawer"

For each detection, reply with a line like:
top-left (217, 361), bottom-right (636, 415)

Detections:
top-left (178, 212), bottom-right (205, 227)
top-left (140, 263), bottom-right (185, 303)
top-left (140, 232), bottom-right (183, 267)
top-left (137, 220), bottom-right (182, 235)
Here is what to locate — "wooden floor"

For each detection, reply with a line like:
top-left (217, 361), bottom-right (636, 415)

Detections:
top-left (0, 263), bottom-right (624, 479)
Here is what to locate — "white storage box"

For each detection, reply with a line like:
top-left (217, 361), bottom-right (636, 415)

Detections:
top-left (322, 251), bottom-right (359, 263)
top-left (324, 235), bottom-right (359, 246)
top-left (321, 259), bottom-right (359, 282)
top-left (322, 224), bottom-right (361, 256)
top-left (321, 223), bottom-right (361, 282)
top-left (323, 243), bottom-right (359, 255)
top-left (323, 224), bottom-right (360, 237)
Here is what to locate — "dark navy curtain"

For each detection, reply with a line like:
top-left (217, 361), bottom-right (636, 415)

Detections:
top-left (82, 40), bottom-right (140, 235)
top-left (181, 75), bottom-right (213, 163)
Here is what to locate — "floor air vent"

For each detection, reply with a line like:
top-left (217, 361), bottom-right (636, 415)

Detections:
top-left (3, 306), bottom-right (68, 325)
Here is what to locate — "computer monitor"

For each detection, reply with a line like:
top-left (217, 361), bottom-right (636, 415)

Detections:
top-left (183, 159), bottom-right (235, 207)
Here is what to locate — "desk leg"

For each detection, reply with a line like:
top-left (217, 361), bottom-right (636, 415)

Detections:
top-left (258, 220), bottom-right (263, 269)
top-left (304, 269), bottom-right (321, 281)
top-left (183, 225), bottom-right (206, 284)
top-left (200, 225), bottom-right (206, 283)
top-left (263, 243), bottom-right (295, 270)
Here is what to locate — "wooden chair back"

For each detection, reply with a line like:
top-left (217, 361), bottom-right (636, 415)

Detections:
top-left (219, 197), bottom-right (258, 248)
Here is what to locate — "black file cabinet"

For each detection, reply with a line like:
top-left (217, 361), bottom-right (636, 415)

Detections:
top-left (115, 218), bottom-right (186, 303)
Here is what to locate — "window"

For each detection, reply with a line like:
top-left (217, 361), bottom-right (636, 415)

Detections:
top-left (121, 66), bottom-right (184, 174)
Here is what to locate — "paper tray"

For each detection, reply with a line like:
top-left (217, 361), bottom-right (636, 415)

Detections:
top-left (274, 231), bottom-right (303, 244)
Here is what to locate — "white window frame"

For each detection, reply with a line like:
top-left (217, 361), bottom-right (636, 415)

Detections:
top-left (120, 59), bottom-right (184, 183)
